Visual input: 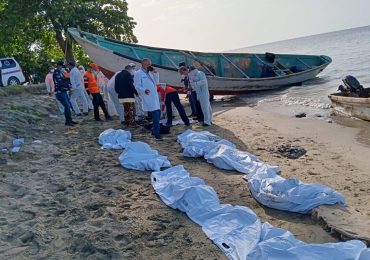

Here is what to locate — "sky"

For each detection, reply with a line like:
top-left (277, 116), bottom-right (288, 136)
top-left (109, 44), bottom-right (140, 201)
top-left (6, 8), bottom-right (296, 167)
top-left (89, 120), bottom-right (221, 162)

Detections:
top-left (126, 0), bottom-right (370, 52)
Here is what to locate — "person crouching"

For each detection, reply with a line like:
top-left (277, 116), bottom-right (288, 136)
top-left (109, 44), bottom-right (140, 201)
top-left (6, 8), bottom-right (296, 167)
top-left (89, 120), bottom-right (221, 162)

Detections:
top-left (115, 64), bottom-right (138, 127)
top-left (84, 64), bottom-right (111, 121)
top-left (157, 84), bottom-right (190, 126)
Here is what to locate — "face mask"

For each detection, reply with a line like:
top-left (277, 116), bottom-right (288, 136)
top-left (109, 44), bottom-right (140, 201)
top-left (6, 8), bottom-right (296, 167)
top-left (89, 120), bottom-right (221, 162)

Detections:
top-left (50, 69), bottom-right (54, 73)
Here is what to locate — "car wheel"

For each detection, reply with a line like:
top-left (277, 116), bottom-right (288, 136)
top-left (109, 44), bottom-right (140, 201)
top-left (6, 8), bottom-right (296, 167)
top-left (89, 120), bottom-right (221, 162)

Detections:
top-left (8, 77), bottom-right (20, 86)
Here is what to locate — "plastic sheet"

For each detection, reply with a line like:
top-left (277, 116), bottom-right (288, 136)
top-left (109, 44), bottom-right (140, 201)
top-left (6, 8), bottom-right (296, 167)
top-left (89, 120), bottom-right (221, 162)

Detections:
top-left (152, 166), bottom-right (367, 260)
top-left (98, 128), bottom-right (131, 149)
top-left (119, 141), bottom-right (171, 171)
top-left (177, 130), bottom-right (345, 214)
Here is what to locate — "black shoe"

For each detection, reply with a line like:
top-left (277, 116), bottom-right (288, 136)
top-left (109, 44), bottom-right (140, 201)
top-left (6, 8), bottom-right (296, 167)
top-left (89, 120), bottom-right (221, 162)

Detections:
top-left (71, 121), bottom-right (79, 125)
top-left (185, 123), bottom-right (191, 126)
top-left (83, 112), bottom-right (89, 116)
top-left (202, 123), bottom-right (211, 127)
top-left (121, 121), bottom-right (126, 125)
top-left (65, 122), bottom-right (74, 126)
top-left (95, 118), bottom-right (102, 121)
top-left (155, 136), bottom-right (163, 141)
top-left (76, 114), bottom-right (82, 116)
top-left (188, 113), bottom-right (195, 117)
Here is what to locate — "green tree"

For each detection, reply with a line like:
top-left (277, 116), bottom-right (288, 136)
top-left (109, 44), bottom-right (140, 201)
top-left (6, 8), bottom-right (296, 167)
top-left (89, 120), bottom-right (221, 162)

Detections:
top-left (0, 0), bottom-right (136, 81)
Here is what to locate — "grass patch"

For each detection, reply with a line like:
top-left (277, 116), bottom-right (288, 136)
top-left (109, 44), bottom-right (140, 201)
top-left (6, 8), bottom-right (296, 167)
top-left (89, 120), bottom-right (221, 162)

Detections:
top-left (0, 84), bottom-right (46, 97)
top-left (4, 104), bottom-right (46, 117)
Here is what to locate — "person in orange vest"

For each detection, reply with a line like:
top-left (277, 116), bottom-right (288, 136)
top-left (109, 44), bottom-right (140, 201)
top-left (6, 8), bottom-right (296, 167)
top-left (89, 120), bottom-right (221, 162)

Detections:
top-left (157, 84), bottom-right (190, 126)
top-left (84, 64), bottom-right (111, 121)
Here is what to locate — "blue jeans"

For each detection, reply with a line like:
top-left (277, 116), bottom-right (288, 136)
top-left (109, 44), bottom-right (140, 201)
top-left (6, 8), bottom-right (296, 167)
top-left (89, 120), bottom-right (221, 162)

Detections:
top-left (150, 109), bottom-right (161, 138)
top-left (55, 92), bottom-right (72, 124)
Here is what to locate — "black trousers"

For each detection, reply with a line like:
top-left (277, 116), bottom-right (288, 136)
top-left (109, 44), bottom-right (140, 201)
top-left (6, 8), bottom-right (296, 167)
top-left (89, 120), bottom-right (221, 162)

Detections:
top-left (0, 69), bottom-right (3, 87)
top-left (165, 92), bottom-right (190, 126)
top-left (193, 91), bottom-right (204, 122)
top-left (92, 93), bottom-right (109, 120)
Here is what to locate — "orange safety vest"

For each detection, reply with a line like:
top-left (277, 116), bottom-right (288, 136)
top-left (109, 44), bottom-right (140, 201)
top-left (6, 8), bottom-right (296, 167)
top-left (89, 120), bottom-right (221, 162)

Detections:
top-left (84, 71), bottom-right (99, 94)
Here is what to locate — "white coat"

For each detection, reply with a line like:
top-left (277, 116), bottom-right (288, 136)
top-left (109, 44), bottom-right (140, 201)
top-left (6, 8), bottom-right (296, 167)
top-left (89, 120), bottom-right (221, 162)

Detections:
top-left (134, 69), bottom-right (160, 112)
top-left (107, 72), bottom-right (125, 122)
top-left (70, 67), bottom-right (89, 114)
top-left (189, 70), bottom-right (212, 125)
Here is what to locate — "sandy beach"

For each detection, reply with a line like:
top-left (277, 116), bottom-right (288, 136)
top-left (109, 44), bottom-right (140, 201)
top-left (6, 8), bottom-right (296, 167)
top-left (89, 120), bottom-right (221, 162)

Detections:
top-left (0, 88), bottom-right (369, 259)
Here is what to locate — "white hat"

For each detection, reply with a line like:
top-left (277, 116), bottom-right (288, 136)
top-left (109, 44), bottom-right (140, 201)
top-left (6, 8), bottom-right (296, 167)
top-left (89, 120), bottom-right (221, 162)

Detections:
top-left (128, 63), bottom-right (136, 68)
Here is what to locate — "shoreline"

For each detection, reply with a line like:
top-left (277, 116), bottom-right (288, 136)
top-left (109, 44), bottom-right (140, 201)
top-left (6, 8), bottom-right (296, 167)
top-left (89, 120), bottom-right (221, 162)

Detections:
top-left (0, 90), bottom-right (369, 258)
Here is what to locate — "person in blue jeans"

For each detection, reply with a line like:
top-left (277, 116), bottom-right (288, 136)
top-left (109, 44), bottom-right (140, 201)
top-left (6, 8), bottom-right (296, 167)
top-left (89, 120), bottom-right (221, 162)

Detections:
top-left (53, 60), bottom-right (77, 126)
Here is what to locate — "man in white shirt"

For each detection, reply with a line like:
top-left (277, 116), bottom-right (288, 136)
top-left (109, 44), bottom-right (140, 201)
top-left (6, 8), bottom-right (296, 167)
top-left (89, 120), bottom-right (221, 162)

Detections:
top-left (134, 59), bottom-right (162, 140)
top-left (68, 61), bottom-right (89, 116)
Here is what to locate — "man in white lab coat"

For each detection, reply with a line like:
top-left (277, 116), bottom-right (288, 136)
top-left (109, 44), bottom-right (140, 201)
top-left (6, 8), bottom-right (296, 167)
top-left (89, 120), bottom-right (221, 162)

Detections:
top-left (188, 67), bottom-right (212, 126)
top-left (68, 61), bottom-right (89, 116)
top-left (134, 59), bottom-right (162, 140)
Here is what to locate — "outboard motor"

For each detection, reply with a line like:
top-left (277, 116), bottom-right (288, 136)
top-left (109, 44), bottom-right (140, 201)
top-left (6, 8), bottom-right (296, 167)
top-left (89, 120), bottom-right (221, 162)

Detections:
top-left (342, 75), bottom-right (364, 92)
top-left (338, 75), bottom-right (369, 98)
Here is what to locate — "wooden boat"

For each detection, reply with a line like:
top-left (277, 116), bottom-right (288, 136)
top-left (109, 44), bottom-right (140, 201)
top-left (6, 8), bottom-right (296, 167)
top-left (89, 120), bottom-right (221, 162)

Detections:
top-left (328, 88), bottom-right (370, 121)
top-left (68, 28), bottom-right (332, 95)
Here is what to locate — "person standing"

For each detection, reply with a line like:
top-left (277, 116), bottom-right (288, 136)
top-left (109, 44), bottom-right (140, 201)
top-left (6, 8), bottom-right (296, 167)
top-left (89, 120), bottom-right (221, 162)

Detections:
top-left (78, 65), bottom-right (93, 110)
top-left (134, 59), bottom-right (162, 140)
top-left (0, 61), bottom-right (4, 87)
top-left (45, 68), bottom-right (64, 113)
top-left (179, 63), bottom-right (196, 117)
top-left (53, 60), bottom-right (77, 126)
top-left (107, 71), bottom-right (125, 124)
top-left (179, 66), bottom-right (204, 122)
top-left (157, 84), bottom-right (190, 126)
top-left (68, 61), bottom-right (89, 116)
top-left (188, 67), bottom-right (212, 126)
top-left (84, 64), bottom-right (111, 121)
top-left (115, 64), bottom-right (138, 127)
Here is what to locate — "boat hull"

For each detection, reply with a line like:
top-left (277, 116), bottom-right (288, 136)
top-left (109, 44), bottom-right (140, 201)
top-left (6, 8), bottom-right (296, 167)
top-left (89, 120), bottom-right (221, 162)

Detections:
top-left (71, 30), bottom-right (330, 95)
top-left (329, 91), bottom-right (370, 121)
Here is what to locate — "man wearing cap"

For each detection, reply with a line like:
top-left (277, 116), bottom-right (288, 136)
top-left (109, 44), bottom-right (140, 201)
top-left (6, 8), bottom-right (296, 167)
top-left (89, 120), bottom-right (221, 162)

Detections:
top-left (115, 64), bottom-right (138, 127)
top-left (68, 61), bottom-right (89, 116)
top-left (53, 60), bottom-right (77, 126)
top-left (134, 59), bottom-right (162, 140)
top-left (84, 64), bottom-right (111, 121)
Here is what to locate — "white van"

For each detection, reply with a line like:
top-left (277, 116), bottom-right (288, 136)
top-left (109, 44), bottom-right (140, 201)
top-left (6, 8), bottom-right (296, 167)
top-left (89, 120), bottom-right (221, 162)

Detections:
top-left (0, 57), bottom-right (26, 86)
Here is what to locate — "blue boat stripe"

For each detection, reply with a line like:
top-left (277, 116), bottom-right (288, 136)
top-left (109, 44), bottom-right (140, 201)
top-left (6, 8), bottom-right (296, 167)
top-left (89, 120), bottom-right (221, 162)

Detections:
top-left (2, 69), bottom-right (20, 75)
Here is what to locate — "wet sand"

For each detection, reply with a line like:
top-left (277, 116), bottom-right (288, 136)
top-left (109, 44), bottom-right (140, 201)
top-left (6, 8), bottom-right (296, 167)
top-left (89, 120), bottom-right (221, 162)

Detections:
top-left (0, 89), bottom-right (369, 259)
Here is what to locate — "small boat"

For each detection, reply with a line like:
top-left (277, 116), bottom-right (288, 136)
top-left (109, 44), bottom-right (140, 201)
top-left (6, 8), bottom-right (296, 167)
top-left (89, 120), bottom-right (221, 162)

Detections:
top-left (329, 88), bottom-right (370, 121)
top-left (68, 28), bottom-right (332, 95)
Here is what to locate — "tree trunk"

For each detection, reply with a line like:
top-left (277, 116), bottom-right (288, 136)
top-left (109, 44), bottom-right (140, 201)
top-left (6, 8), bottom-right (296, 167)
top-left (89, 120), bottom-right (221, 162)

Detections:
top-left (54, 29), bottom-right (75, 62)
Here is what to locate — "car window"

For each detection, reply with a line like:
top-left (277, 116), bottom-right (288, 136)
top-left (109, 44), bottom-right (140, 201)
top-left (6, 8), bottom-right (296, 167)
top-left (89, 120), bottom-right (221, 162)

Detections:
top-left (1, 59), bottom-right (16, 69)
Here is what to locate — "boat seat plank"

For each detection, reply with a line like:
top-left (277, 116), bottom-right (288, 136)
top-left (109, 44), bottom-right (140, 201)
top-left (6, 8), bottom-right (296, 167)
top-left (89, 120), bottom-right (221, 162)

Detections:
top-left (296, 58), bottom-right (312, 69)
top-left (221, 54), bottom-right (249, 78)
top-left (180, 51), bottom-right (216, 76)
top-left (253, 54), bottom-right (286, 76)
top-left (162, 52), bottom-right (178, 68)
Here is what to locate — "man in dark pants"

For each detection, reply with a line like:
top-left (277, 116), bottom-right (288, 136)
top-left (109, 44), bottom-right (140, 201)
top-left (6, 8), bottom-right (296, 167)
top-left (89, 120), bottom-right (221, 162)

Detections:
top-left (53, 60), bottom-right (77, 126)
top-left (84, 64), bottom-right (111, 121)
top-left (157, 85), bottom-right (190, 126)
top-left (0, 61), bottom-right (3, 87)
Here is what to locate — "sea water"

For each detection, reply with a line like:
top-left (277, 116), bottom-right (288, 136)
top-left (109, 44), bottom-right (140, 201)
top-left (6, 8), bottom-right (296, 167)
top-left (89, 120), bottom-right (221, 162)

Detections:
top-left (232, 25), bottom-right (370, 119)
